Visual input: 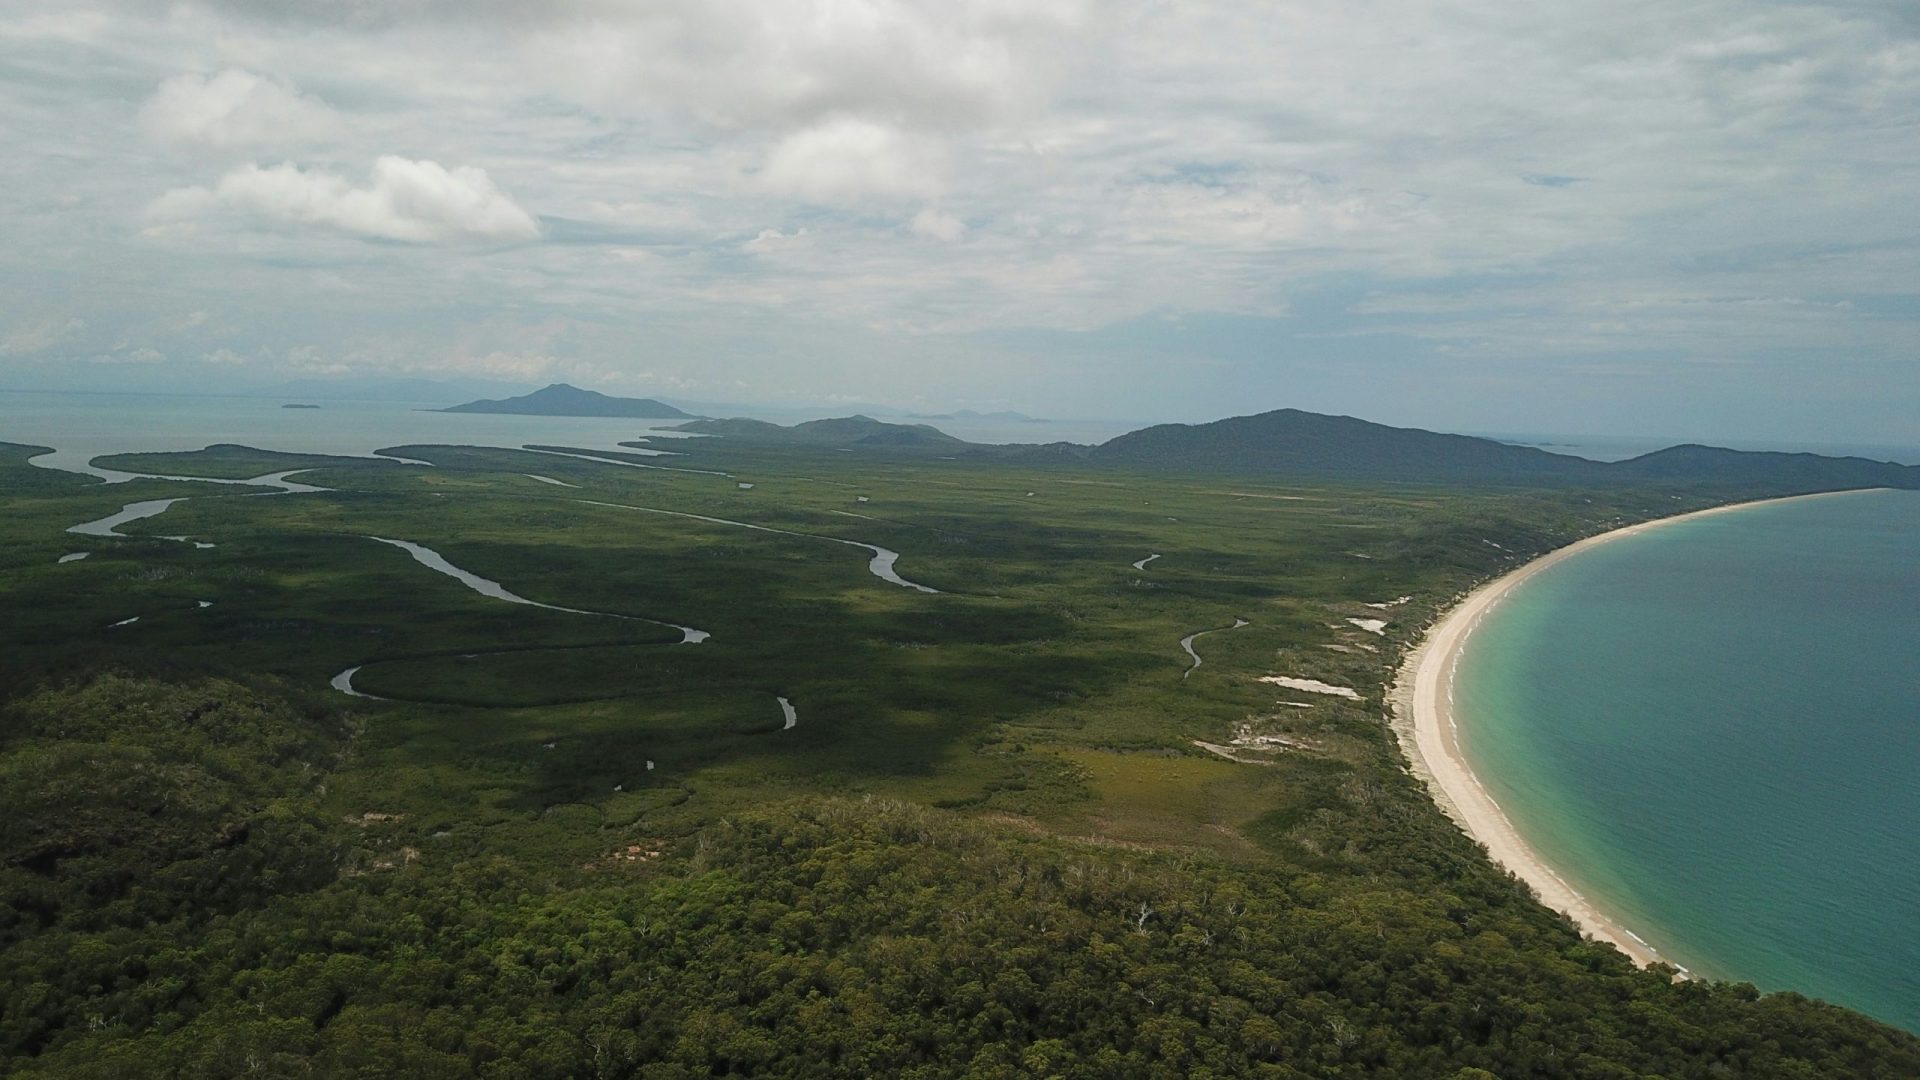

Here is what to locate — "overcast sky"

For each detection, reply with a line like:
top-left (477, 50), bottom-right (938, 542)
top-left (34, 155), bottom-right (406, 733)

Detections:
top-left (2, 1), bottom-right (1917, 442)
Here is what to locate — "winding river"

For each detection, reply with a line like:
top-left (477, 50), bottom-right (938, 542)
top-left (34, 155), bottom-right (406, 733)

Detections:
top-left (69, 498), bottom-right (187, 539)
top-left (366, 536), bottom-right (709, 643)
top-left (525, 447), bottom-right (732, 478)
top-left (578, 499), bottom-right (939, 593)
top-left (1180, 618), bottom-right (1250, 678)
top-left (63, 468), bottom-right (327, 551)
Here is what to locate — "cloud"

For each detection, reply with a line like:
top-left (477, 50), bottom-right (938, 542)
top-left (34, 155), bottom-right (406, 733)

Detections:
top-left (150, 156), bottom-right (541, 242)
top-left (744, 227), bottom-right (810, 254)
top-left (0, 315), bottom-right (86, 357)
top-left (760, 119), bottom-right (948, 201)
top-left (910, 208), bottom-right (967, 242)
top-left (138, 69), bottom-right (339, 150)
top-left (523, 1), bottom-right (1081, 131)
top-left (3, 0), bottom-right (1918, 438)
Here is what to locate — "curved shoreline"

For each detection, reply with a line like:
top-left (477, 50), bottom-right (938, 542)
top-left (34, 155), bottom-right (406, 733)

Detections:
top-left (1389, 488), bottom-right (1883, 970)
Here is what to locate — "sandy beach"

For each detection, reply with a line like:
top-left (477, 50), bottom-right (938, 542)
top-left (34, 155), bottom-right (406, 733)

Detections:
top-left (1389, 488), bottom-right (1882, 970)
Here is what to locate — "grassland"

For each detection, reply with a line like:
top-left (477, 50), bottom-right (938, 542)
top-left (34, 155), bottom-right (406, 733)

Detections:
top-left (3, 435), bottom-right (1914, 1077)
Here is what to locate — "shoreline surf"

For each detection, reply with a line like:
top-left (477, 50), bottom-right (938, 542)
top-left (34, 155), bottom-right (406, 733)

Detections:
top-left (1388, 487), bottom-right (1883, 971)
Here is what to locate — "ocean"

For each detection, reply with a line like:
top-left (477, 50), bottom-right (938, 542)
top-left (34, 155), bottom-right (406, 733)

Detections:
top-left (0, 390), bottom-right (708, 472)
top-left (0, 390), bottom-right (1137, 470)
top-left (1454, 489), bottom-right (1920, 1031)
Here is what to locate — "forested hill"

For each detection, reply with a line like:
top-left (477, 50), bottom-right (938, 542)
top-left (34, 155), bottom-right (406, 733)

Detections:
top-left (1608, 443), bottom-right (1920, 489)
top-left (1086, 408), bottom-right (1920, 491)
top-left (440, 384), bottom-right (697, 419)
top-left (1091, 409), bottom-right (1604, 482)
top-left (674, 414), bottom-right (963, 446)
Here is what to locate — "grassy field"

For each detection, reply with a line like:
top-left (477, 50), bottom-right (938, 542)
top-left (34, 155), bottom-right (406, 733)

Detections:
top-left (4, 435), bottom-right (1912, 1076)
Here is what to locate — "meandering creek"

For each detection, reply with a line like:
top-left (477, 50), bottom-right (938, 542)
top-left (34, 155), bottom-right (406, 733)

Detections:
top-left (69, 498), bottom-right (188, 539)
top-left (1180, 618), bottom-right (1250, 678)
top-left (65, 469), bottom-right (327, 545)
top-left (524, 447), bottom-right (732, 478)
top-left (578, 499), bottom-right (939, 593)
top-left (367, 536), bottom-right (709, 643)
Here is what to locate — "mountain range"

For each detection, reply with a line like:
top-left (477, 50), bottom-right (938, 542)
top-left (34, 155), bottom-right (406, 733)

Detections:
top-left (669, 404), bottom-right (1917, 493)
top-left (1080, 409), bottom-right (1920, 490)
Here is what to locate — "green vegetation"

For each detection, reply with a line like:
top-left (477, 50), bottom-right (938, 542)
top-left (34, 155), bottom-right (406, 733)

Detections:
top-left (674, 414), bottom-right (963, 446)
top-left (98, 443), bottom-right (417, 481)
top-left (3, 433), bottom-right (1915, 1076)
top-left (1022, 408), bottom-right (1920, 492)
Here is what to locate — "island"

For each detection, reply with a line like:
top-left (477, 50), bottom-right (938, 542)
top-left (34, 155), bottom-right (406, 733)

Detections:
top-left (280, 403), bottom-right (320, 410)
top-left (439, 382), bottom-right (699, 419)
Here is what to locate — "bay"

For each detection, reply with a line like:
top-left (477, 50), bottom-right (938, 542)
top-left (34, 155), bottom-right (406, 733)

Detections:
top-left (1455, 489), bottom-right (1920, 1031)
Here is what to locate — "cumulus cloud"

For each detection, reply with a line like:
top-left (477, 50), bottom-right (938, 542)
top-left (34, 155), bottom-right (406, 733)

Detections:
top-left (760, 119), bottom-right (947, 201)
top-left (150, 156), bottom-right (541, 242)
top-left (910, 208), bottom-right (966, 242)
top-left (139, 69), bottom-right (339, 150)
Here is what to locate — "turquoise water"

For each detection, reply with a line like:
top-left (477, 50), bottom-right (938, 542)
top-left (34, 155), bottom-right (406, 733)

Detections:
top-left (1455, 490), bottom-right (1920, 1031)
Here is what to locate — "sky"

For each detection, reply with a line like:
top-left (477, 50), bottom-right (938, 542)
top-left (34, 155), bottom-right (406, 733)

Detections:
top-left (2, 1), bottom-right (1917, 443)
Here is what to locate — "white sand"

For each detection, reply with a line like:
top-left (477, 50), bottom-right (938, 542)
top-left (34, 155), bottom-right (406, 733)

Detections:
top-left (1257, 676), bottom-right (1361, 699)
top-left (1389, 489), bottom-right (1882, 970)
top-left (1347, 618), bottom-right (1388, 635)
